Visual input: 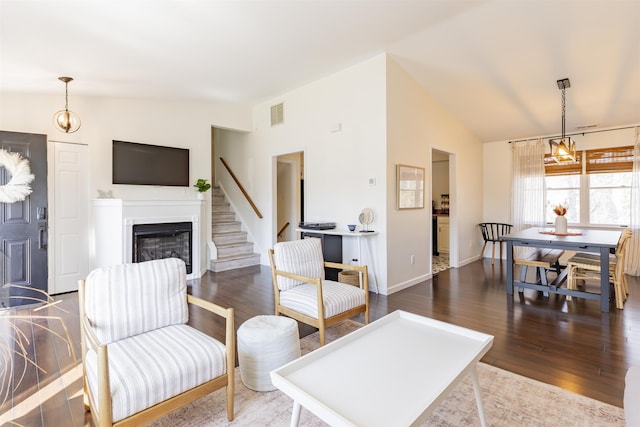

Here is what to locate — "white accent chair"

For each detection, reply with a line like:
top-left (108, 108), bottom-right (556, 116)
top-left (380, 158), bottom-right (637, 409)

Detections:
top-left (268, 238), bottom-right (369, 346)
top-left (79, 258), bottom-right (235, 426)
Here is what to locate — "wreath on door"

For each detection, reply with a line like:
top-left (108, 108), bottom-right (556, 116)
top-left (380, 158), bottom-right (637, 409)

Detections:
top-left (0, 149), bottom-right (35, 203)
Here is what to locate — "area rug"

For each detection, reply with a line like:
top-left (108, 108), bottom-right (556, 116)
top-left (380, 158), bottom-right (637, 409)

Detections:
top-left (150, 320), bottom-right (625, 426)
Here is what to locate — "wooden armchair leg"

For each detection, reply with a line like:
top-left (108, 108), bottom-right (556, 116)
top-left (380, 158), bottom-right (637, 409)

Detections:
top-left (83, 386), bottom-right (90, 411)
top-left (319, 324), bottom-right (326, 346)
top-left (226, 384), bottom-right (234, 421)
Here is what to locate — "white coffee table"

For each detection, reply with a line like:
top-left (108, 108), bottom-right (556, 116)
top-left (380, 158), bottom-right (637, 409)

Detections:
top-left (270, 310), bottom-right (494, 427)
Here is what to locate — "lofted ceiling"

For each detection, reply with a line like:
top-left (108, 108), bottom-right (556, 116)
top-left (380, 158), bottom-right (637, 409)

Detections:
top-left (1, 0), bottom-right (639, 142)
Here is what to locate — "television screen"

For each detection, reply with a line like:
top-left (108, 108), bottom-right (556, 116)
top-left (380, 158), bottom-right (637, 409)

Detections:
top-left (113, 140), bottom-right (189, 186)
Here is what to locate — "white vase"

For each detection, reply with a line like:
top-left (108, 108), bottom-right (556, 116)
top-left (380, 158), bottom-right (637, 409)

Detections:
top-left (197, 192), bottom-right (204, 200)
top-left (555, 215), bottom-right (567, 234)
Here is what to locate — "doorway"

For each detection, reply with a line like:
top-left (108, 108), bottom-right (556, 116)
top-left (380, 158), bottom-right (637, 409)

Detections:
top-left (431, 148), bottom-right (450, 274)
top-left (275, 152), bottom-right (304, 243)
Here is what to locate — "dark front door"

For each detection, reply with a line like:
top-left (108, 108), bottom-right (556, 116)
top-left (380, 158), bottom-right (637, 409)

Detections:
top-left (0, 131), bottom-right (48, 307)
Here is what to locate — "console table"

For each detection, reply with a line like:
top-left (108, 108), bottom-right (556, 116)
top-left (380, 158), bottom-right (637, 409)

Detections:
top-left (296, 228), bottom-right (379, 293)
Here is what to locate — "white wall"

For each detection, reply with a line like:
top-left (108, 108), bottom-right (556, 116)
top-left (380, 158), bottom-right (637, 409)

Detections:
top-left (217, 54), bottom-right (485, 294)
top-left (482, 126), bottom-right (639, 259)
top-left (386, 57), bottom-right (484, 292)
top-left (0, 91), bottom-right (252, 283)
top-left (482, 141), bottom-right (513, 225)
top-left (217, 54), bottom-right (389, 291)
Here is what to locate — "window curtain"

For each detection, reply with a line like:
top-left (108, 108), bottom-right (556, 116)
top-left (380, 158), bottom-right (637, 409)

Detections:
top-left (511, 139), bottom-right (546, 232)
top-left (626, 127), bottom-right (640, 276)
top-left (511, 139), bottom-right (546, 260)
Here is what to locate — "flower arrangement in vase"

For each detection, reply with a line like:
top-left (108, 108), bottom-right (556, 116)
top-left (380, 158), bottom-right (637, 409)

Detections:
top-left (553, 204), bottom-right (568, 234)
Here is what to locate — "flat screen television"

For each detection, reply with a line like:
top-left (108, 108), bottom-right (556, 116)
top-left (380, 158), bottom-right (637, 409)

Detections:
top-left (112, 140), bottom-right (190, 186)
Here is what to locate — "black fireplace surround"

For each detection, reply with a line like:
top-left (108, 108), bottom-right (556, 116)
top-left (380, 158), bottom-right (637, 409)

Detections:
top-left (132, 222), bottom-right (192, 274)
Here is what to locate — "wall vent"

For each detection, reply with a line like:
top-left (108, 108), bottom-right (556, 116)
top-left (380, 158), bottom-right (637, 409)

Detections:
top-left (271, 102), bottom-right (284, 126)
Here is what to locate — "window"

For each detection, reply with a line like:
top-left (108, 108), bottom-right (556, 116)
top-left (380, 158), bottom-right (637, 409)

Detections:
top-left (589, 172), bottom-right (631, 225)
top-left (544, 146), bottom-right (633, 226)
top-left (545, 174), bottom-right (580, 223)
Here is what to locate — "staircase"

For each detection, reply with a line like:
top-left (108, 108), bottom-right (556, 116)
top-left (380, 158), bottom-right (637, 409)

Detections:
top-left (209, 187), bottom-right (261, 272)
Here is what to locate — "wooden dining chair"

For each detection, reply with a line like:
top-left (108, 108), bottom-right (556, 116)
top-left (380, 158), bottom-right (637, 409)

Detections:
top-left (479, 223), bottom-right (513, 264)
top-left (566, 229), bottom-right (632, 309)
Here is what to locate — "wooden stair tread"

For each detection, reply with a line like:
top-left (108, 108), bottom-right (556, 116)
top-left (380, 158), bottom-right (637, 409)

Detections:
top-left (214, 253), bottom-right (260, 261)
top-left (216, 241), bottom-right (252, 248)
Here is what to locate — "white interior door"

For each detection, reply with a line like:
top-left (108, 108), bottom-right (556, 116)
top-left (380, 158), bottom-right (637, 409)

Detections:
top-left (51, 142), bottom-right (89, 294)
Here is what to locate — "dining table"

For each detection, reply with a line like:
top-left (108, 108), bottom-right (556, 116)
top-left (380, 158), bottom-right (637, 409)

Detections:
top-left (502, 227), bottom-right (622, 312)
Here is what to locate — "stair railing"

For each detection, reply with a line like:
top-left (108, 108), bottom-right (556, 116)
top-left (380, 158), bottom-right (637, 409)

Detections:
top-left (219, 157), bottom-right (263, 219)
top-left (277, 222), bottom-right (290, 238)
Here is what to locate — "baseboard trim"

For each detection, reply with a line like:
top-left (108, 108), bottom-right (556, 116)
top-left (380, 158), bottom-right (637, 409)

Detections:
top-left (386, 274), bottom-right (430, 295)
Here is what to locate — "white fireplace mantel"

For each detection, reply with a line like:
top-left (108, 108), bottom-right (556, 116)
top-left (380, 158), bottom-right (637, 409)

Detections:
top-left (92, 199), bottom-right (203, 279)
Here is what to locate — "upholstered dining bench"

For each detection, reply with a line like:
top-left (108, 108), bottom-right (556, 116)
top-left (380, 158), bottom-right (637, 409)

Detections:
top-left (514, 249), bottom-right (564, 296)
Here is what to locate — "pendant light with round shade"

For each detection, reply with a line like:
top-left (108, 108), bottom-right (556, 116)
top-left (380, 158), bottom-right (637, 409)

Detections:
top-left (53, 76), bottom-right (81, 133)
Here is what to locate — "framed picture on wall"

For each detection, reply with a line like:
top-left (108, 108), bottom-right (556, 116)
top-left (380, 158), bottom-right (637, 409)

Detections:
top-left (397, 164), bottom-right (425, 209)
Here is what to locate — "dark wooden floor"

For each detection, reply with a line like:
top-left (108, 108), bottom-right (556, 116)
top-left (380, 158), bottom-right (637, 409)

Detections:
top-left (3, 258), bottom-right (639, 426)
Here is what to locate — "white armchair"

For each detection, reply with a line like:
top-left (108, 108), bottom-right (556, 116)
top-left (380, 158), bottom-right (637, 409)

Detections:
top-left (79, 258), bottom-right (235, 426)
top-left (268, 238), bottom-right (369, 346)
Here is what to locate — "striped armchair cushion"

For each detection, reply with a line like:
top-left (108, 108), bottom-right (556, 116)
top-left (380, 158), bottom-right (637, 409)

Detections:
top-left (279, 279), bottom-right (365, 318)
top-left (84, 324), bottom-right (227, 423)
top-left (273, 238), bottom-right (325, 291)
top-left (84, 258), bottom-right (188, 344)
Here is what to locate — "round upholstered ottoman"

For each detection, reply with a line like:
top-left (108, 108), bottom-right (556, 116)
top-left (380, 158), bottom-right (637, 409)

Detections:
top-left (237, 315), bottom-right (301, 391)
